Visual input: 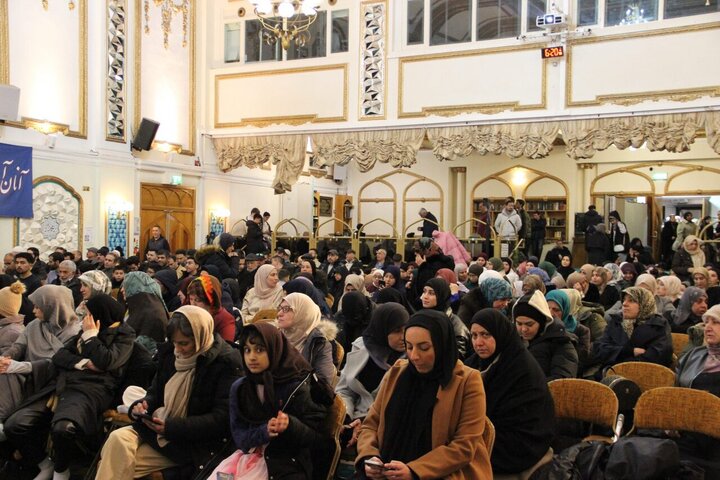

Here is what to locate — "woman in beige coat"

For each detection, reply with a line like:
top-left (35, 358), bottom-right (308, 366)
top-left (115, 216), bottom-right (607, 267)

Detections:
top-left (240, 264), bottom-right (283, 324)
top-left (356, 310), bottom-right (492, 480)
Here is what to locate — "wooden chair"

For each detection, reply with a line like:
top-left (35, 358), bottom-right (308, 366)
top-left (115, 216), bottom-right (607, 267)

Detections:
top-left (482, 417), bottom-right (495, 457)
top-left (313, 395), bottom-right (347, 480)
top-left (548, 378), bottom-right (618, 443)
top-left (334, 342), bottom-right (345, 369)
top-left (325, 293), bottom-right (334, 309)
top-left (251, 308), bottom-right (277, 324)
top-left (633, 387), bottom-right (720, 439)
top-left (605, 361), bottom-right (676, 392)
top-left (671, 333), bottom-right (689, 368)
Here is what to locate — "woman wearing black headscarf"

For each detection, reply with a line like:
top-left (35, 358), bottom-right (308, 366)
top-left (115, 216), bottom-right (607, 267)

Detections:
top-left (224, 323), bottom-right (327, 479)
top-left (5, 294), bottom-right (135, 480)
top-left (465, 309), bottom-right (556, 476)
top-left (283, 277), bottom-right (332, 318)
top-left (329, 266), bottom-right (349, 314)
top-left (420, 277), bottom-right (470, 358)
top-left (335, 291), bottom-right (375, 354)
top-left (154, 269), bottom-right (182, 311)
top-left (336, 303), bottom-right (409, 447)
top-left (372, 265), bottom-right (414, 315)
top-left (356, 310), bottom-right (492, 479)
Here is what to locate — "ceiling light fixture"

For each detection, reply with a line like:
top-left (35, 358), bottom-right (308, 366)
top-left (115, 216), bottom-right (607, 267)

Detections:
top-left (247, 0), bottom-right (322, 50)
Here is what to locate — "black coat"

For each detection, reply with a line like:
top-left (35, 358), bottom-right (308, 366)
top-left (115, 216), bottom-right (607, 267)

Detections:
top-left (527, 320), bottom-right (578, 380)
top-left (195, 246), bottom-right (239, 280)
top-left (245, 220), bottom-right (265, 254)
top-left (586, 231), bottom-right (611, 266)
top-left (230, 376), bottom-right (327, 479)
top-left (597, 285), bottom-right (620, 312)
top-left (544, 246), bottom-right (571, 268)
top-left (593, 313), bottom-right (672, 369)
top-left (421, 212), bottom-right (439, 238)
top-left (457, 288), bottom-right (489, 327)
top-left (51, 323), bottom-right (136, 434)
top-left (584, 210), bottom-right (603, 232)
top-left (133, 336), bottom-right (243, 469)
top-left (145, 236), bottom-right (171, 254)
top-left (409, 253), bottom-right (455, 308)
top-left (671, 245), bottom-right (716, 283)
top-left (465, 347), bottom-right (555, 474)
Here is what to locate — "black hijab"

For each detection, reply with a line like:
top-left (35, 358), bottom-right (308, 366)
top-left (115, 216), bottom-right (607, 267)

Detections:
top-left (237, 323), bottom-right (311, 420)
top-left (86, 293), bottom-right (126, 331)
top-left (362, 303), bottom-right (409, 369)
top-left (283, 277), bottom-right (331, 317)
top-left (467, 308), bottom-right (524, 374)
top-left (381, 310), bottom-right (458, 464)
top-left (425, 277), bottom-right (451, 312)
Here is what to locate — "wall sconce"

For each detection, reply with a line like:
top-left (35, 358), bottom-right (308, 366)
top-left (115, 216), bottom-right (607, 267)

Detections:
top-left (511, 168), bottom-right (528, 187)
top-left (152, 141), bottom-right (183, 154)
top-left (209, 208), bottom-right (230, 240)
top-left (106, 200), bottom-right (133, 254)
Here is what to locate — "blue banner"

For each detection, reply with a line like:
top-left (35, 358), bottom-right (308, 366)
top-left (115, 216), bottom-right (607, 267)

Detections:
top-left (0, 143), bottom-right (33, 218)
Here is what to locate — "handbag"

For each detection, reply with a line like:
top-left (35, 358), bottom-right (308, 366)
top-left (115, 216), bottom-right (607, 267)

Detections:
top-left (208, 447), bottom-right (268, 480)
top-left (613, 244), bottom-right (625, 253)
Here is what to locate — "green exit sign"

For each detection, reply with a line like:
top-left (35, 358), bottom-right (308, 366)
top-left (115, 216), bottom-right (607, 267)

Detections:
top-left (171, 174), bottom-right (183, 185)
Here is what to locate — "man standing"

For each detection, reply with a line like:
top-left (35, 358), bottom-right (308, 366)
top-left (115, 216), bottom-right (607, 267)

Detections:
top-left (144, 225), bottom-right (171, 259)
top-left (515, 199), bottom-right (531, 254)
top-left (674, 211), bottom-right (697, 250)
top-left (13, 252), bottom-right (42, 295)
top-left (661, 215), bottom-right (678, 268)
top-left (583, 205), bottom-right (603, 233)
top-left (418, 208), bottom-right (439, 238)
top-left (494, 199), bottom-right (522, 243)
top-left (530, 211), bottom-right (547, 258)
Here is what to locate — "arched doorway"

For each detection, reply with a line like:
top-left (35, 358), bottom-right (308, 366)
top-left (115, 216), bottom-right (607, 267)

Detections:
top-left (140, 183), bottom-right (195, 256)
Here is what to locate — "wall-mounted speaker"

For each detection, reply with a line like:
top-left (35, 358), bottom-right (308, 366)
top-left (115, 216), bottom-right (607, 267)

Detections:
top-left (131, 118), bottom-right (160, 151)
top-left (0, 84), bottom-right (20, 122)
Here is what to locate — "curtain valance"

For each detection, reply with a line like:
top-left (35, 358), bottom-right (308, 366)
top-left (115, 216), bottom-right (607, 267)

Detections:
top-left (704, 111), bottom-right (720, 155)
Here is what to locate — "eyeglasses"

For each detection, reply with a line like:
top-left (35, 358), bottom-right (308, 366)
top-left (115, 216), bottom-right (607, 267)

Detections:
top-left (277, 305), bottom-right (293, 313)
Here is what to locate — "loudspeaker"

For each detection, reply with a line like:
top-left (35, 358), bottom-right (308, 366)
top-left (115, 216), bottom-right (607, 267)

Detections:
top-left (131, 118), bottom-right (160, 151)
top-left (0, 84), bottom-right (20, 122)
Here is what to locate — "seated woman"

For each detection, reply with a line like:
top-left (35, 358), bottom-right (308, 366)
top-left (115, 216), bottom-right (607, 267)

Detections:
top-left (298, 256), bottom-right (328, 294)
top-left (591, 267), bottom-right (620, 312)
top-left (674, 304), bottom-right (720, 476)
top-left (95, 306), bottom-right (242, 479)
top-left (0, 281), bottom-right (26, 354)
top-left (220, 322), bottom-right (327, 479)
top-left (593, 286), bottom-right (673, 372)
top-left (153, 269), bottom-right (182, 312)
top-left (465, 309), bottom-right (556, 477)
top-left (421, 278), bottom-right (471, 359)
top-left (335, 291), bottom-right (376, 355)
top-left (692, 267), bottom-right (710, 291)
top-left (672, 235), bottom-right (710, 283)
top-left (336, 303), bottom-right (409, 446)
top-left (557, 254), bottom-right (575, 281)
top-left (457, 277), bottom-right (512, 326)
top-left (277, 292), bottom-right (338, 388)
top-left (0, 285), bottom-right (80, 441)
top-left (4, 294), bottom-right (135, 480)
top-left (657, 275), bottom-right (683, 317)
top-left (356, 310), bottom-right (492, 479)
top-left (548, 289), bottom-right (591, 369)
top-left (669, 286), bottom-right (708, 334)
top-left (618, 263), bottom-right (638, 292)
top-left (77, 270), bottom-right (113, 321)
top-left (122, 271), bottom-right (169, 352)
top-left (513, 291), bottom-right (578, 380)
top-left (371, 266), bottom-right (412, 314)
top-left (283, 276), bottom-right (332, 318)
top-left (186, 275), bottom-right (236, 342)
top-left (329, 266), bottom-right (349, 314)
top-left (240, 264), bottom-right (284, 325)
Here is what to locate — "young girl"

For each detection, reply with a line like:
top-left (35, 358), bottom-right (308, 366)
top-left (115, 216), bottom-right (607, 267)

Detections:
top-left (222, 323), bottom-right (327, 479)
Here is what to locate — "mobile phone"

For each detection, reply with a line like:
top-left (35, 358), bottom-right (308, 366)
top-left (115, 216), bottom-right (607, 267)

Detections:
top-left (378, 280), bottom-right (385, 287)
top-left (134, 412), bottom-right (154, 422)
top-left (364, 459), bottom-right (387, 471)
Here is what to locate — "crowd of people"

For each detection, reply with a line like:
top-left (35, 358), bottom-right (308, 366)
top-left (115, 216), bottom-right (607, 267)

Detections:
top-left (0, 203), bottom-right (718, 479)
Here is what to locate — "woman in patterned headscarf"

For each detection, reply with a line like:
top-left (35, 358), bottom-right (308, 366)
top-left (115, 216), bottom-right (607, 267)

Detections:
top-left (593, 286), bottom-right (672, 373)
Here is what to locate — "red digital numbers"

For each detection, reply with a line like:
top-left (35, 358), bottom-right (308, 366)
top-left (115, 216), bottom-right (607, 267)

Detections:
top-left (541, 46), bottom-right (564, 59)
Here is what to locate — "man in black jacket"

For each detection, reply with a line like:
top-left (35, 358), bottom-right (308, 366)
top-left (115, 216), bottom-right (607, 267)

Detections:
top-left (194, 233), bottom-right (239, 281)
top-left (144, 226), bottom-right (171, 259)
top-left (583, 205), bottom-right (603, 234)
top-left (418, 208), bottom-right (439, 238)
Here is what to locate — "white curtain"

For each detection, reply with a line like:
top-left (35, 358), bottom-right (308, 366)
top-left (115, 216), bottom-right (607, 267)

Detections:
top-left (311, 129), bottom-right (425, 172)
top-left (212, 135), bottom-right (306, 194)
top-left (704, 111), bottom-right (720, 155)
top-left (427, 123), bottom-right (560, 161)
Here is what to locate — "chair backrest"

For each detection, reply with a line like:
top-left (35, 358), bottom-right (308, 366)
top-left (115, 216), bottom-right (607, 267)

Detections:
top-left (482, 417), bottom-right (495, 457)
top-left (251, 308), bottom-right (277, 324)
top-left (334, 342), bottom-right (345, 369)
top-left (548, 378), bottom-right (618, 429)
top-left (634, 387), bottom-right (720, 439)
top-left (320, 395), bottom-right (346, 480)
top-left (606, 361), bottom-right (676, 392)
top-left (671, 333), bottom-right (689, 358)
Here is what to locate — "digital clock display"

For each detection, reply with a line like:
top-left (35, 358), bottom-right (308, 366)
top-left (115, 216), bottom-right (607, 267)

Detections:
top-left (541, 46), bottom-right (564, 59)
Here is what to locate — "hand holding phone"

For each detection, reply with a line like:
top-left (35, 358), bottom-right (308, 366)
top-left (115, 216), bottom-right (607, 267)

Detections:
top-left (134, 412), bottom-right (155, 422)
top-left (364, 457), bottom-right (387, 477)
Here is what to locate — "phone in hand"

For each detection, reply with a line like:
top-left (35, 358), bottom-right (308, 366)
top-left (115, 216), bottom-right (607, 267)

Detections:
top-left (134, 412), bottom-right (155, 422)
top-left (364, 459), bottom-right (387, 472)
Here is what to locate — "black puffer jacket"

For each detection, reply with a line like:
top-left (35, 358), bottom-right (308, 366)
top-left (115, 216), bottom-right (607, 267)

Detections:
top-left (593, 312), bottom-right (672, 369)
top-left (527, 320), bottom-right (579, 380)
top-left (195, 245), bottom-right (239, 280)
top-left (133, 336), bottom-right (243, 470)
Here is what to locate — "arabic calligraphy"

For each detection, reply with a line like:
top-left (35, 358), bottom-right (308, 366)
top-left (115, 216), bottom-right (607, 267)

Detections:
top-left (0, 159), bottom-right (31, 195)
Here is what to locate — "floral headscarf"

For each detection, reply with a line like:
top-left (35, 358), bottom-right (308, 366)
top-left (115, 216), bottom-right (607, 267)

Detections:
top-left (621, 286), bottom-right (657, 337)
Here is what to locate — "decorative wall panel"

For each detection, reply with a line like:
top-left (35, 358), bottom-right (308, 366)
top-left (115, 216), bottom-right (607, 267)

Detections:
top-left (360, 1), bottom-right (386, 120)
top-left (106, 0), bottom-right (126, 142)
top-left (14, 177), bottom-right (83, 255)
top-left (106, 210), bottom-right (129, 253)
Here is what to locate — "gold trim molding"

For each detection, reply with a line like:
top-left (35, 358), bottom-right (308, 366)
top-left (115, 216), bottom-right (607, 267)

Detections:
top-left (0, 0), bottom-right (87, 138)
top-left (398, 44), bottom-right (547, 118)
top-left (565, 22), bottom-right (720, 108)
top-left (134, 0), bottom-right (196, 155)
top-left (214, 64), bottom-right (349, 128)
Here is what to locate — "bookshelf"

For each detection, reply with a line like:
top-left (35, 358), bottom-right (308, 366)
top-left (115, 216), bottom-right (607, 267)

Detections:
top-left (525, 197), bottom-right (568, 242)
top-left (334, 195), bottom-right (353, 235)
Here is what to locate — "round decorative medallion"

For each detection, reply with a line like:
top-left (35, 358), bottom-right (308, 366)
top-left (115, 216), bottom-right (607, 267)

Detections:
top-left (40, 215), bottom-right (60, 241)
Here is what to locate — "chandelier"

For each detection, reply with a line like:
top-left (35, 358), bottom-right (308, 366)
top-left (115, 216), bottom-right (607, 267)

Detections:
top-left (248, 0), bottom-right (322, 50)
top-left (144, 0), bottom-right (190, 49)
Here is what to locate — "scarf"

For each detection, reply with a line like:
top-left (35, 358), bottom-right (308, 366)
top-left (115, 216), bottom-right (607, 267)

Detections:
top-left (19, 286), bottom-right (79, 362)
top-left (539, 261), bottom-right (557, 279)
top-left (658, 275), bottom-right (683, 301)
top-left (469, 308), bottom-right (521, 372)
top-left (156, 305), bottom-right (215, 446)
top-left (703, 306), bottom-right (720, 373)
top-left (190, 275), bottom-right (223, 311)
top-left (281, 292), bottom-right (322, 352)
top-left (480, 278), bottom-right (512, 305)
top-left (78, 270), bottom-right (112, 296)
top-left (488, 257), bottom-right (503, 272)
top-left (435, 268), bottom-right (458, 286)
top-left (674, 287), bottom-right (707, 326)
top-left (636, 274), bottom-right (657, 293)
top-left (684, 235), bottom-right (706, 269)
top-left (122, 271), bottom-right (167, 311)
top-left (546, 289), bottom-right (577, 333)
top-left (283, 277), bottom-right (331, 317)
top-left (381, 310), bottom-right (458, 463)
top-left (621, 287), bottom-right (657, 337)
top-left (85, 294), bottom-right (125, 331)
top-left (425, 277), bottom-right (451, 312)
top-left (238, 323), bottom-right (312, 420)
top-left (253, 264), bottom-right (283, 301)
top-left (362, 303), bottom-right (409, 369)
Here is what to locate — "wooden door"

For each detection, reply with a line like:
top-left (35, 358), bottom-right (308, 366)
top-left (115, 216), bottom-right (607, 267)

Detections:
top-left (140, 183), bottom-right (195, 256)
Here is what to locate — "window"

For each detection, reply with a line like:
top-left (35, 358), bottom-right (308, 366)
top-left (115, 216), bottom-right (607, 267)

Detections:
top-left (408, 0), bottom-right (425, 44)
top-left (331, 9), bottom-right (349, 53)
top-left (224, 22), bottom-right (241, 63)
top-left (606, 0), bottom-right (658, 26)
top-left (526, 0), bottom-right (547, 32)
top-left (576, 0), bottom-right (598, 26)
top-left (288, 12), bottom-right (327, 60)
top-left (477, 0), bottom-right (520, 40)
top-left (245, 19), bottom-right (282, 63)
top-left (430, 0), bottom-right (472, 46)
top-left (665, 0), bottom-right (719, 19)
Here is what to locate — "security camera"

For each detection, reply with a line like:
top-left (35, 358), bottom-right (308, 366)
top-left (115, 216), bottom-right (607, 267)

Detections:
top-left (334, 179), bottom-right (343, 185)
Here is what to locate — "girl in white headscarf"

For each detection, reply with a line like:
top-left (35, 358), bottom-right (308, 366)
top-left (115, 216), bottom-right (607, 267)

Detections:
top-left (240, 264), bottom-right (283, 324)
